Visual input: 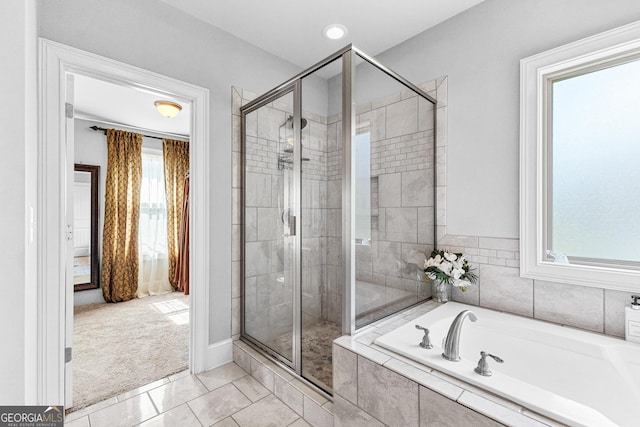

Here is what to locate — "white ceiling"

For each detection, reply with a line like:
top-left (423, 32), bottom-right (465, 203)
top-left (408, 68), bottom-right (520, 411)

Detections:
top-left (160, 0), bottom-right (485, 69)
top-left (74, 0), bottom-right (484, 135)
top-left (74, 74), bottom-right (191, 137)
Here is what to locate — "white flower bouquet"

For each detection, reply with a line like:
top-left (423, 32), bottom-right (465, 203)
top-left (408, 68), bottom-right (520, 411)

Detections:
top-left (424, 249), bottom-right (478, 292)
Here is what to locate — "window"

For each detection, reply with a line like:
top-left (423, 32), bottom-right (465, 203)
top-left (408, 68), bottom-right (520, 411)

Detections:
top-left (551, 60), bottom-right (640, 264)
top-left (354, 126), bottom-right (371, 244)
top-left (138, 149), bottom-right (172, 296)
top-left (520, 21), bottom-right (640, 291)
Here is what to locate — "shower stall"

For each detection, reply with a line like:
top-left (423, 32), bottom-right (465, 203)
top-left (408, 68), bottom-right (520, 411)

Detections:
top-left (240, 45), bottom-right (436, 394)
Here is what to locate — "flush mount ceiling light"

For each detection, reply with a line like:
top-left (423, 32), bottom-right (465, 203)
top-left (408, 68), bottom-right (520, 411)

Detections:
top-left (323, 24), bottom-right (347, 40)
top-left (154, 100), bottom-right (182, 118)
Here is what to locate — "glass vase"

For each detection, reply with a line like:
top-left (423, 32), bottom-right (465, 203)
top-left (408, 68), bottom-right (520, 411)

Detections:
top-left (431, 280), bottom-right (451, 303)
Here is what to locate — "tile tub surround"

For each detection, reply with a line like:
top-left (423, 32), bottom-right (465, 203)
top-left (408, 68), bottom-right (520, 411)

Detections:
top-left (332, 302), bottom-right (565, 427)
top-left (376, 301), bottom-right (640, 426)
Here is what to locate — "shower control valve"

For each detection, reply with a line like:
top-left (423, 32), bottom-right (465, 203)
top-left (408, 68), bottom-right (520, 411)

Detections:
top-left (415, 325), bottom-right (433, 349)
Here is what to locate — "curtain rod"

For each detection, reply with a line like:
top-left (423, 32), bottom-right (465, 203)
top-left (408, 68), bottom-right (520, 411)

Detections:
top-left (88, 124), bottom-right (189, 141)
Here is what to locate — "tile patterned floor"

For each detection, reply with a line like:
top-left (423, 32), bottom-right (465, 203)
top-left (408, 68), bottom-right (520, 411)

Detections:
top-left (64, 363), bottom-right (313, 427)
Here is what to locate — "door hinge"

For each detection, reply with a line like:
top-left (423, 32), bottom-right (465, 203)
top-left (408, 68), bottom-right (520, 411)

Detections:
top-left (65, 102), bottom-right (74, 119)
top-left (65, 347), bottom-right (72, 363)
top-left (66, 224), bottom-right (73, 241)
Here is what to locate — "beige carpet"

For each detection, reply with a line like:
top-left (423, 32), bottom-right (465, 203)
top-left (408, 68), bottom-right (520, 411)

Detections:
top-left (72, 291), bottom-right (189, 411)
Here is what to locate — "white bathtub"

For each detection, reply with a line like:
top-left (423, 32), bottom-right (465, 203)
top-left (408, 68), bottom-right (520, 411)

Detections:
top-left (374, 302), bottom-right (640, 427)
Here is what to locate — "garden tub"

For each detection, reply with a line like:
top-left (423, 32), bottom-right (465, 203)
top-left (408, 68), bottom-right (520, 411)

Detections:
top-left (374, 302), bottom-right (640, 427)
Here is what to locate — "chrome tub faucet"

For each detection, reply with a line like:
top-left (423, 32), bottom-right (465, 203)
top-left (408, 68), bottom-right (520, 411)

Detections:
top-left (415, 325), bottom-right (433, 349)
top-left (442, 310), bottom-right (477, 361)
top-left (474, 351), bottom-right (504, 376)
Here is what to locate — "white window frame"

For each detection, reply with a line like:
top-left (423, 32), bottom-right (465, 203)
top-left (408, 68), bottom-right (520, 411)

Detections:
top-left (520, 20), bottom-right (640, 292)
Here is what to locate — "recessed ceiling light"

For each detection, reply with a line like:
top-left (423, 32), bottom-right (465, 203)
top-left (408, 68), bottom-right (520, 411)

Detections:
top-left (323, 24), bottom-right (347, 40)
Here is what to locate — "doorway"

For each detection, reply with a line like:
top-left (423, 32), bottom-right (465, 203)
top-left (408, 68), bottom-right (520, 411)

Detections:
top-left (38, 39), bottom-right (210, 408)
top-left (69, 73), bottom-right (192, 409)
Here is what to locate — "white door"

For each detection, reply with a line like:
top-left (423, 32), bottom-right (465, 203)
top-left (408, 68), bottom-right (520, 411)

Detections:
top-left (64, 73), bottom-right (75, 408)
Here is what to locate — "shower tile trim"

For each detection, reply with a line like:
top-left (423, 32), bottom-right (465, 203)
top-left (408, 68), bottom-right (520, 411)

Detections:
top-left (333, 301), bottom-right (562, 427)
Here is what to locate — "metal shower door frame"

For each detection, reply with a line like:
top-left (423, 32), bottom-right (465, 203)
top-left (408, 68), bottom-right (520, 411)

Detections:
top-left (240, 44), bottom-right (438, 387)
top-left (240, 81), bottom-right (303, 372)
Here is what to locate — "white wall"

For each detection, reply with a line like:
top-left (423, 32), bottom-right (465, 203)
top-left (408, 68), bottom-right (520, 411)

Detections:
top-left (0, 0), bottom-right (37, 405)
top-left (361, 0), bottom-right (640, 238)
top-left (37, 0), bottom-right (306, 345)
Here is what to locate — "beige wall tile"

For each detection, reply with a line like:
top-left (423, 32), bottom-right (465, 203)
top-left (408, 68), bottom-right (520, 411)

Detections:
top-left (333, 344), bottom-right (357, 405)
top-left (358, 356), bottom-right (419, 427)
top-left (479, 265), bottom-right (533, 317)
top-left (534, 280), bottom-right (604, 332)
top-left (419, 387), bottom-right (500, 427)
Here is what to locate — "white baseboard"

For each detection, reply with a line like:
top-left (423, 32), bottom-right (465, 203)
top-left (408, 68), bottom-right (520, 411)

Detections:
top-left (206, 339), bottom-right (233, 370)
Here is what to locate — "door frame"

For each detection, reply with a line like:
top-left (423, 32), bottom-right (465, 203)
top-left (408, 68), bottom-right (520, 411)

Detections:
top-left (38, 38), bottom-right (211, 405)
top-left (239, 82), bottom-right (301, 371)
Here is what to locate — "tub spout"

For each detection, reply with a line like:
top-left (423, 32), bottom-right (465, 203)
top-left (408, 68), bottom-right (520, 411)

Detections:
top-left (442, 310), bottom-right (477, 361)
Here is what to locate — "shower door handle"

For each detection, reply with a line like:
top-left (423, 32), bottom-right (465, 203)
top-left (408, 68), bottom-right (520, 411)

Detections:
top-left (290, 215), bottom-right (296, 236)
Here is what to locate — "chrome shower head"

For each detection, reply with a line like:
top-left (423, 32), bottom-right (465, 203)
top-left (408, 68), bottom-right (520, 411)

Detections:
top-left (284, 115), bottom-right (308, 130)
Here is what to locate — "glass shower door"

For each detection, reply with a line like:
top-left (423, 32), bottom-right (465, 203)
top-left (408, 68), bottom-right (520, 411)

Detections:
top-left (242, 89), bottom-right (297, 366)
top-left (299, 57), bottom-right (343, 392)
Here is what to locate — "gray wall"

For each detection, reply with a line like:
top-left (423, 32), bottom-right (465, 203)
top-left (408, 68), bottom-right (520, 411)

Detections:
top-left (367, 0), bottom-right (640, 333)
top-left (37, 0), bottom-right (306, 344)
top-left (4, 0), bottom-right (640, 405)
top-left (363, 0), bottom-right (640, 238)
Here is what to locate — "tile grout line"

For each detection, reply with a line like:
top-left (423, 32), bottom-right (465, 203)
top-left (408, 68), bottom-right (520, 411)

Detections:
top-left (192, 372), bottom-right (211, 393)
top-left (145, 391), bottom-right (160, 418)
top-left (185, 402), bottom-right (205, 427)
top-left (231, 376), bottom-right (257, 403)
top-left (226, 382), bottom-right (265, 425)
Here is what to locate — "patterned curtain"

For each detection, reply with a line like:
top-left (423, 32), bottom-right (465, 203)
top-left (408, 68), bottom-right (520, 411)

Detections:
top-left (101, 129), bottom-right (143, 303)
top-left (175, 174), bottom-right (190, 294)
top-left (162, 138), bottom-right (189, 287)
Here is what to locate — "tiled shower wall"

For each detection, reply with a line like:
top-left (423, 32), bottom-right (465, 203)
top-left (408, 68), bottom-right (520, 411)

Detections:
top-left (352, 87), bottom-right (436, 314)
top-left (233, 74), bottom-right (633, 344)
top-left (299, 111), bottom-right (339, 327)
top-left (232, 80), bottom-right (441, 341)
top-left (242, 100), bottom-right (294, 344)
top-left (234, 89), bottom-right (346, 346)
top-left (319, 112), bottom-right (343, 325)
